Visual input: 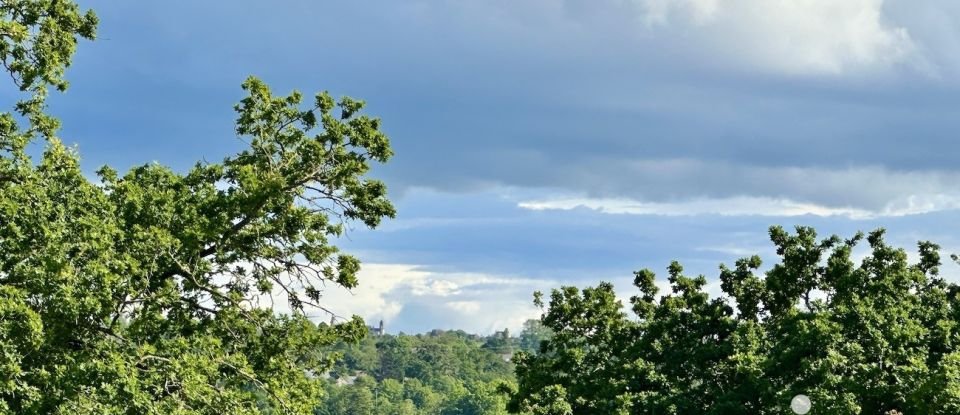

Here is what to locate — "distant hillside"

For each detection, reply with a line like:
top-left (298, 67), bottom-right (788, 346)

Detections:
top-left (315, 321), bottom-right (551, 415)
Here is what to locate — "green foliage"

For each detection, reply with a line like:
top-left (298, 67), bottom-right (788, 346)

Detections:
top-left (0, 0), bottom-right (97, 140)
top-left (511, 226), bottom-right (960, 414)
top-left (482, 329), bottom-right (513, 355)
top-left (318, 331), bottom-right (516, 415)
top-left (0, 1), bottom-right (397, 413)
top-left (517, 319), bottom-right (552, 355)
top-left (0, 0), bottom-right (96, 93)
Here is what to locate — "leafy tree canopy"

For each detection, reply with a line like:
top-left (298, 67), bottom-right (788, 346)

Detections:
top-left (0, 1), bottom-right (395, 413)
top-left (511, 226), bottom-right (960, 414)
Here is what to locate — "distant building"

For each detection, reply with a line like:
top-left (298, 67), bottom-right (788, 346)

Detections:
top-left (367, 319), bottom-right (385, 336)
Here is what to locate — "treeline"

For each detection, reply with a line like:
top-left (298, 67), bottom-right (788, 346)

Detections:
top-left (508, 227), bottom-right (960, 414)
top-left (315, 321), bottom-right (551, 415)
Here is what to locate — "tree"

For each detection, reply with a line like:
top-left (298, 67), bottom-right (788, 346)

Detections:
top-left (378, 336), bottom-right (414, 381)
top-left (0, 0), bottom-right (97, 140)
top-left (318, 384), bottom-right (375, 415)
top-left (482, 329), bottom-right (513, 355)
top-left (0, 1), bottom-right (396, 413)
top-left (511, 226), bottom-right (960, 414)
top-left (518, 319), bottom-right (552, 355)
top-left (442, 380), bottom-right (511, 415)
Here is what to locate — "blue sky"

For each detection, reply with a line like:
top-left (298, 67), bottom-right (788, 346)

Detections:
top-left (39, 0), bottom-right (960, 333)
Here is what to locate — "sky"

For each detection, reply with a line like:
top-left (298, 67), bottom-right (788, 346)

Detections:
top-left (34, 0), bottom-right (960, 334)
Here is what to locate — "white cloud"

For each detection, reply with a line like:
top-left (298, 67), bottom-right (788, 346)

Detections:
top-left (637, 0), bottom-right (721, 26)
top-left (696, 244), bottom-right (766, 258)
top-left (314, 264), bottom-right (554, 334)
top-left (628, 0), bottom-right (916, 75)
top-left (446, 301), bottom-right (482, 314)
top-left (520, 196), bottom-right (861, 218)
top-left (410, 278), bottom-right (462, 297)
top-left (405, 0), bottom-right (921, 77)
top-left (531, 159), bottom-right (960, 216)
top-left (518, 193), bottom-right (960, 219)
top-left (313, 264), bottom-right (424, 323)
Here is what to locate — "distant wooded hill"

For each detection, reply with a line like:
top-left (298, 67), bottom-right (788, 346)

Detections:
top-left (315, 320), bottom-right (551, 415)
